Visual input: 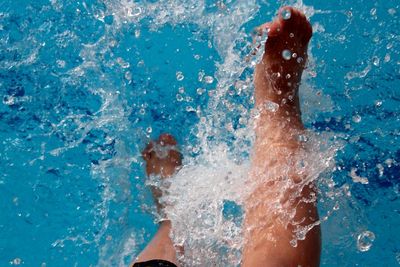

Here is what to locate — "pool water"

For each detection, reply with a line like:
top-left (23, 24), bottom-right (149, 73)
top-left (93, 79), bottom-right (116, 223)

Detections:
top-left (0, 0), bottom-right (399, 266)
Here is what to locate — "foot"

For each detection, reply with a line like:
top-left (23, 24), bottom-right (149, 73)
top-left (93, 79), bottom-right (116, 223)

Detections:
top-left (142, 133), bottom-right (182, 213)
top-left (254, 7), bottom-right (312, 115)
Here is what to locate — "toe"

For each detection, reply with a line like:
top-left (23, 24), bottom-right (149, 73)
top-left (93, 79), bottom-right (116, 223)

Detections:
top-left (158, 133), bottom-right (177, 146)
top-left (142, 142), bottom-right (154, 161)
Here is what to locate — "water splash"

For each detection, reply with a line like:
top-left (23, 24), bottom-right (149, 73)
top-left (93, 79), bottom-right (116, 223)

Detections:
top-left (357, 231), bottom-right (375, 252)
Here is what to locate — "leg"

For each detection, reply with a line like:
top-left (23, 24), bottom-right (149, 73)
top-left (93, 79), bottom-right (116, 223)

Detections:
top-left (242, 7), bottom-right (320, 267)
top-left (132, 134), bottom-right (182, 267)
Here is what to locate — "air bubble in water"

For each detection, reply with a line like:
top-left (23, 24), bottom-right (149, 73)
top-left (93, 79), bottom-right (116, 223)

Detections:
top-left (281, 9), bottom-right (292, 20)
top-left (357, 231), bottom-right (375, 252)
top-left (176, 71), bottom-right (184, 81)
top-left (204, 76), bottom-right (214, 84)
top-left (289, 33), bottom-right (294, 38)
top-left (292, 53), bottom-right (297, 58)
top-left (375, 100), bottom-right (382, 107)
top-left (282, 49), bottom-right (292, 60)
top-left (264, 100), bottom-right (279, 112)
top-left (146, 127), bottom-right (152, 134)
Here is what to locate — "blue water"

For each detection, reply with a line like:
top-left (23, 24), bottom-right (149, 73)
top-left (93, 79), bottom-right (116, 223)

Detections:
top-left (0, 0), bottom-right (399, 266)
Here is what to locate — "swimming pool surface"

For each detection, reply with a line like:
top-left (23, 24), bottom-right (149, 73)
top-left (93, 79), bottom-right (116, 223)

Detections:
top-left (0, 0), bottom-right (399, 266)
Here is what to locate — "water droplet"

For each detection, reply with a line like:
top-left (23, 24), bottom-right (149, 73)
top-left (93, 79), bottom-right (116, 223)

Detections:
top-left (11, 258), bottom-right (22, 265)
top-left (196, 88), bottom-right (205, 95)
top-left (333, 202), bottom-right (339, 211)
top-left (137, 60), bottom-right (144, 67)
top-left (264, 100), bottom-right (279, 112)
top-left (297, 57), bottom-right (304, 64)
top-left (352, 114), bottom-right (362, 123)
top-left (194, 54), bottom-right (200, 60)
top-left (349, 168), bottom-right (368, 184)
top-left (286, 74), bottom-right (291, 79)
top-left (239, 117), bottom-right (246, 125)
top-left (176, 94), bottom-right (183, 102)
top-left (176, 71), bottom-right (184, 81)
top-left (372, 56), bottom-right (380, 67)
top-left (56, 59), bottom-right (66, 68)
top-left (297, 134), bottom-right (309, 142)
top-left (127, 6), bottom-right (142, 17)
top-left (385, 158), bottom-right (393, 167)
top-left (396, 252), bottom-right (400, 264)
top-left (282, 49), bottom-right (292, 60)
top-left (124, 71), bottom-right (132, 81)
top-left (186, 106), bottom-right (195, 112)
top-left (357, 231), bottom-right (375, 252)
top-left (134, 29), bottom-right (141, 38)
top-left (271, 72), bottom-right (281, 80)
top-left (3, 95), bottom-right (15, 106)
top-left (178, 87), bottom-right (185, 94)
top-left (281, 9), bottom-right (292, 20)
top-left (376, 163), bottom-right (384, 177)
top-left (375, 100), bottom-right (382, 107)
top-left (292, 53), bottom-right (297, 58)
top-left (198, 70), bottom-right (205, 82)
top-left (336, 35), bottom-right (346, 42)
top-left (289, 33), bottom-right (294, 38)
top-left (204, 76), bottom-right (214, 84)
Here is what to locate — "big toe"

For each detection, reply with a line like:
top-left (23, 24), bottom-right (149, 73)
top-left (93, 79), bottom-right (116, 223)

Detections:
top-left (268, 7), bottom-right (312, 45)
top-left (158, 133), bottom-right (178, 146)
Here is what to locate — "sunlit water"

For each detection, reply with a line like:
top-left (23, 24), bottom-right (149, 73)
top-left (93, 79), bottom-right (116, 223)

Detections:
top-left (0, 0), bottom-right (399, 266)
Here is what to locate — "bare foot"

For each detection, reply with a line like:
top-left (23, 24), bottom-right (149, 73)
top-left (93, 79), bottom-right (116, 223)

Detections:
top-left (243, 8), bottom-right (320, 267)
top-left (142, 133), bottom-right (182, 213)
top-left (255, 6), bottom-right (312, 118)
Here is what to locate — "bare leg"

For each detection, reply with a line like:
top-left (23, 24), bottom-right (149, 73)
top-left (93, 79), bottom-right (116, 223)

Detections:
top-left (132, 134), bottom-right (182, 266)
top-left (242, 7), bottom-right (320, 267)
